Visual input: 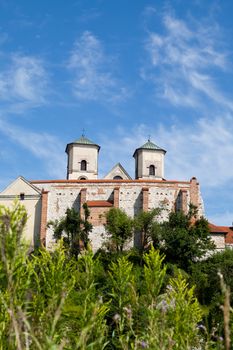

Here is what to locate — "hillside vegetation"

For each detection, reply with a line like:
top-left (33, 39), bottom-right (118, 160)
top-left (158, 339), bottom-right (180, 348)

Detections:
top-left (0, 203), bottom-right (232, 349)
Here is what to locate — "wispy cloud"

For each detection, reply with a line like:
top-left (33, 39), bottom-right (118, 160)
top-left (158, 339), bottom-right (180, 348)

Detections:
top-left (0, 54), bottom-right (48, 106)
top-left (68, 31), bottom-right (129, 103)
top-left (99, 115), bottom-right (233, 188)
top-left (157, 116), bottom-right (233, 187)
top-left (77, 8), bottom-right (101, 22)
top-left (142, 12), bottom-right (231, 110)
top-left (0, 120), bottom-right (65, 178)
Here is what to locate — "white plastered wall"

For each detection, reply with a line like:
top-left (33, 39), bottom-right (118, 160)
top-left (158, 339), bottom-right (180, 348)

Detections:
top-left (0, 177), bottom-right (42, 246)
top-left (136, 149), bottom-right (165, 179)
top-left (67, 144), bottom-right (99, 180)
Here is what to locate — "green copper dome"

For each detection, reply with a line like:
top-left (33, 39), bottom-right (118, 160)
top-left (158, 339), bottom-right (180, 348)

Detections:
top-left (139, 140), bottom-right (162, 150)
top-left (74, 136), bottom-right (97, 145)
top-left (66, 135), bottom-right (100, 153)
top-left (133, 139), bottom-right (166, 157)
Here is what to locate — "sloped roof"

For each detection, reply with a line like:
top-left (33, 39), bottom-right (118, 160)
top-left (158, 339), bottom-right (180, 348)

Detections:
top-left (208, 223), bottom-right (228, 234)
top-left (66, 135), bottom-right (100, 152)
top-left (220, 226), bottom-right (233, 244)
top-left (104, 162), bottom-right (132, 180)
top-left (133, 139), bottom-right (166, 157)
top-left (208, 223), bottom-right (233, 245)
top-left (0, 176), bottom-right (41, 196)
top-left (74, 136), bottom-right (97, 145)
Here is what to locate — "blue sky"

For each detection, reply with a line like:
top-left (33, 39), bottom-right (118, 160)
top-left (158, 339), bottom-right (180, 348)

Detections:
top-left (0, 0), bottom-right (233, 225)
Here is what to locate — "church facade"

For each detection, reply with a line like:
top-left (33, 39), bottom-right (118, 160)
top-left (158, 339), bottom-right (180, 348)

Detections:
top-left (0, 135), bottom-right (210, 250)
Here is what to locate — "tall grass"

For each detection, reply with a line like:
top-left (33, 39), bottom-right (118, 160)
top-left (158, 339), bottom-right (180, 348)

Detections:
top-left (0, 203), bottom-right (229, 349)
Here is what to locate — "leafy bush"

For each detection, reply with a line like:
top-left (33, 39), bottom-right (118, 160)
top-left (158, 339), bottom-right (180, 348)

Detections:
top-left (0, 203), bottom-right (229, 349)
top-left (104, 208), bottom-right (134, 252)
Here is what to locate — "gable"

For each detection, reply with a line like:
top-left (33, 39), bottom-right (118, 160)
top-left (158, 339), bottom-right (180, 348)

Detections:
top-left (0, 176), bottom-right (41, 197)
top-left (104, 163), bottom-right (132, 180)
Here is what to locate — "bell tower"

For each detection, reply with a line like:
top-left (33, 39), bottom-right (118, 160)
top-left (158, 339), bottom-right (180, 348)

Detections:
top-left (65, 135), bottom-right (100, 180)
top-left (133, 139), bottom-right (166, 180)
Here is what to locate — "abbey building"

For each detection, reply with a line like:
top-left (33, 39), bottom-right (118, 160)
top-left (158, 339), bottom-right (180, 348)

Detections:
top-left (0, 135), bottom-right (210, 250)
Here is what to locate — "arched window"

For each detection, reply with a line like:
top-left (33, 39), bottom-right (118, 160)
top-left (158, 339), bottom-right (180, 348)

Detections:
top-left (113, 175), bottom-right (123, 180)
top-left (79, 177), bottom-right (87, 180)
top-left (149, 165), bottom-right (155, 176)
top-left (80, 160), bottom-right (87, 171)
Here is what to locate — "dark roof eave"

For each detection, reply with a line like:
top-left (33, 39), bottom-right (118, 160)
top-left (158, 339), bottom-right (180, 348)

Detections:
top-left (133, 147), bottom-right (167, 158)
top-left (65, 142), bottom-right (100, 153)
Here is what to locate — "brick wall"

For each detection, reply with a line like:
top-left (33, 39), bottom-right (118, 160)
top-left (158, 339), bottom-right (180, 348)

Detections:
top-left (113, 187), bottom-right (120, 208)
top-left (142, 187), bottom-right (149, 212)
top-left (89, 207), bottom-right (110, 226)
top-left (40, 190), bottom-right (48, 246)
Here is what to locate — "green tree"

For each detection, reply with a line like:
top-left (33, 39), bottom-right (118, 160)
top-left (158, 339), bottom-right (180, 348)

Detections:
top-left (49, 203), bottom-right (92, 258)
top-left (191, 248), bottom-right (233, 334)
top-left (104, 208), bottom-right (134, 252)
top-left (134, 208), bottom-right (161, 249)
top-left (159, 205), bottom-right (215, 271)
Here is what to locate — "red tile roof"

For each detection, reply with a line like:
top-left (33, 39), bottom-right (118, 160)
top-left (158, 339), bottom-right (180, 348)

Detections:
top-left (86, 200), bottom-right (113, 207)
top-left (220, 226), bottom-right (233, 244)
top-left (208, 223), bottom-right (233, 245)
top-left (208, 223), bottom-right (228, 234)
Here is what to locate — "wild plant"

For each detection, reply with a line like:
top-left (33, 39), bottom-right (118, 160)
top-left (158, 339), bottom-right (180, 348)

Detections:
top-left (0, 203), bottom-right (229, 350)
top-left (107, 255), bottom-right (138, 349)
top-left (64, 250), bottom-right (109, 349)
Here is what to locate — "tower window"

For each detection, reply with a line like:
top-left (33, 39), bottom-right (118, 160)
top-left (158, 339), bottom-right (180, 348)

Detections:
top-left (149, 165), bottom-right (155, 176)
top-left (80, 160), bottom-right (87, 171)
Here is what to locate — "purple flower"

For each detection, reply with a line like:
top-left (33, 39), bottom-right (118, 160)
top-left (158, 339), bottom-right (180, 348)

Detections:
top-left (138, 340), bottom-right (149, 348)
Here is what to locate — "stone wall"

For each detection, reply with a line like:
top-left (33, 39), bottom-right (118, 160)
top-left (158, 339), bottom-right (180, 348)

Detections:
top-left (211, 233), bottom-right (225, 251)
top-left (32, 179), bottom-right (204, 251)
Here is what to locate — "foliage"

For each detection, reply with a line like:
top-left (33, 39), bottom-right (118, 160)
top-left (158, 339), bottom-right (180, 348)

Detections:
top-left (143, 247), bottom-right (167, 301)
top-left (159, 205), bottom-right (215, 271)
top-left (191, 248), bottom-right (233, 333)
top-left (106, 256), bottom-right (138, 348)
top-left (134, 208), bottom-right (161, 249)
top-left (48, 203), bottom-right (92, 258)
top-left (104, 208), bottom-right (134, 252)
top-left (0, 203), bottom-right (231, 349)
top-left (0, 203), bottom-right (106, 349)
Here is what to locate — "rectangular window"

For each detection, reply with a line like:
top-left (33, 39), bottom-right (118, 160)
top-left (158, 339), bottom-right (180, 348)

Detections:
top-left (20, 193), bottom-right (25, 200)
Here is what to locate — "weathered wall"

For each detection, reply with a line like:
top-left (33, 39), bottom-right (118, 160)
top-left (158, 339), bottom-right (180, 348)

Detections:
top-left (211, 233), bottom-right (225, 251)
top-left (32, 179), bottom-right (204, 251)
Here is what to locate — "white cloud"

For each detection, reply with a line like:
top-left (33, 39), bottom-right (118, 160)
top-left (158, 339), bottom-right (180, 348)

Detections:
top-left (0, 54), bottom-right (48, 105)
top-left (157, 117), bottom-right (233, 187)
top-left (0, 120), bottom-right (65, 178)
top-left (143, 13), bottom-right (230, 109)
top-left (68, 31), bottom-right (129, 103)
top-left (99, 115), bottom-right (233, 189)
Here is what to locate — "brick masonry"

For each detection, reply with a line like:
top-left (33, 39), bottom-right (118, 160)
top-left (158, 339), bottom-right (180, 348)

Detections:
top-left (40, 190), bottom-right (48, 246)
